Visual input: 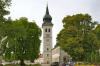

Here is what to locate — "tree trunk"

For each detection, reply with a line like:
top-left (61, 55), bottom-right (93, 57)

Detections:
top-left (20, 59), bottom-right (25, 66)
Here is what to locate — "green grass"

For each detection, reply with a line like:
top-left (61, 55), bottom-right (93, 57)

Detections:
top-left (4, 64), bottom-right (19, 66)
top-left (3, 64), bottom-right (41, 66)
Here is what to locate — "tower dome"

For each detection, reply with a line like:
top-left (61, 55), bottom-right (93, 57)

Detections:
top-left (43, 5), bottom-right (52, 22)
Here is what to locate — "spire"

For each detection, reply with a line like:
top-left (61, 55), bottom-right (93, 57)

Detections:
top-left (46, 5), bottom-right (49, 15)
top-left (42, 4), bottom-right (53, 26)
top-left (43, 4), bottom-right (52, 22)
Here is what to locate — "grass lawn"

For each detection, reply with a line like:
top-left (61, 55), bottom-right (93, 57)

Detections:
top-left (3, 64), bottom-right (41, 66)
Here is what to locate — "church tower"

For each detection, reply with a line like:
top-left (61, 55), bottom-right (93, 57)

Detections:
top-left (42, 5), bottom-right (53, 65)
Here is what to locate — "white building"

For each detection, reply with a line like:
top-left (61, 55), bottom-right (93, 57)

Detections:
top-left (42, 5), bottom-right (53, 66)
top-left (37, 5), bottom-right (70, 66)
top-left (52, 47), bottom-right (70, 64)
top-left (35, 46), bottom-right (70, 66)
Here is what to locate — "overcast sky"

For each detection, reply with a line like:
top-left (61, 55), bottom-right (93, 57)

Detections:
top-left (9, 0), bottom-right (100, 53)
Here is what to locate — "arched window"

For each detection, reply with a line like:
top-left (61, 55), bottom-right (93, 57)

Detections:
top-left (45, 28), bottom-right (47, 32)
top-left (63, 56), bottom-right (67, 62)
top-left (48, 28), bottom-right (50, 32)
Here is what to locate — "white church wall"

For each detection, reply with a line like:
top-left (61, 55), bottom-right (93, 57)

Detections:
top-left (52, 46), bottom-right (70, 64)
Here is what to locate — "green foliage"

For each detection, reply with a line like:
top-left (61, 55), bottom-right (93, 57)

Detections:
top-left (0, 0), bottom-right (11, 22)
top-left (94, 24), bottom-right (100, 40)
top-left (4, 64), bottom-right (19, 66)
top-left (56, 14), bottom-right (100, 63)
top-left (0, 0), bottom-right (41, 65)
top-left (1, 17), bottom-right (41, 62)
top-left (0, 0), bottom-right (11, 49)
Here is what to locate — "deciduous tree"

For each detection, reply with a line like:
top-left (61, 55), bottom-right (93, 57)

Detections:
top-left (2, 17), bottom-right (41, 66)
top-left (56, 14), bottom-right (100, 63)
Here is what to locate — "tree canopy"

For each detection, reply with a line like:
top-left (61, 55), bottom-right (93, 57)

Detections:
top-left (0, 0), bottom-right (11, 44)
top-left (56, 14), bottom-right (100, 63)
top-left (0, 0), bottom-right (11, 22)
top-left (0, 1), bottom-right (42, 66)
top-left (0, 17), bottom-right (41, 66)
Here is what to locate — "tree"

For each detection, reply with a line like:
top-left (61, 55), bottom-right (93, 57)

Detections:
top-left (0, 0), bottom-right (11, 44)
top-left (1, 17), bottom-right (41, 66)
top-left (93, 24), bottom-right (100, 63)
top-left (0, 0), bottom-right (11, 22)
top-left (0, 0), bottom-right (11, 55)
top-left (56, 14), bottom-right (100, 62)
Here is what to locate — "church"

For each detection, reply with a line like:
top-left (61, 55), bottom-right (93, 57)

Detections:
top-left (35, 5), bottom-right (70, 66)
